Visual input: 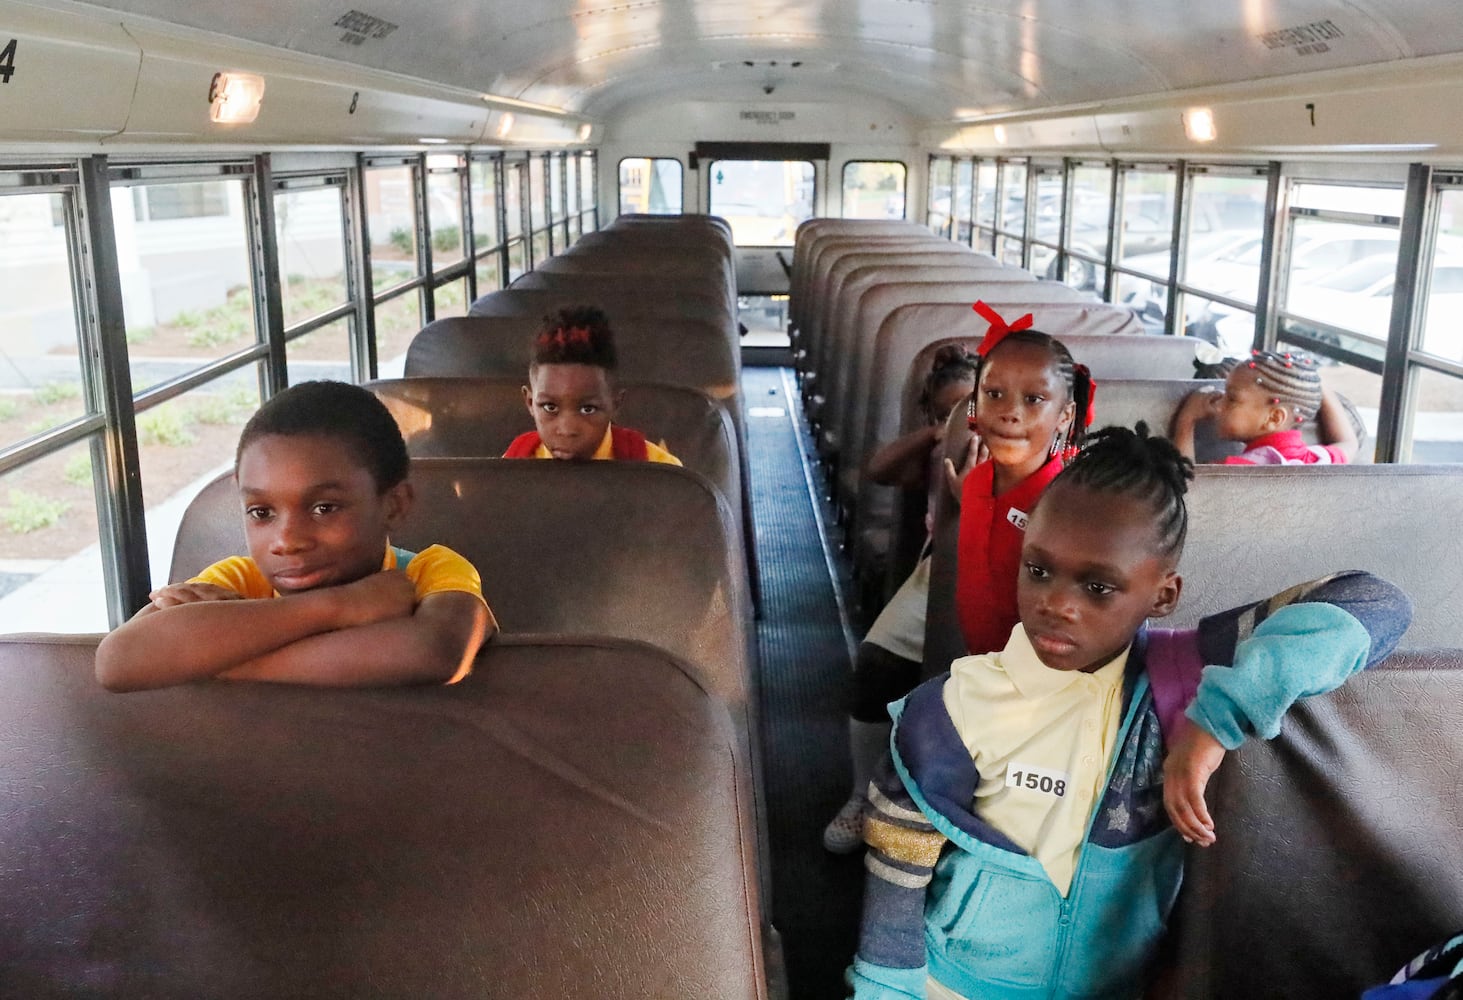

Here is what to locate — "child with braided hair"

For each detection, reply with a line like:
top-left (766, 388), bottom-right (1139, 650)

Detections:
top-left (1170, 348), bottom-right (1359, 464)
top-left (504, 305), bottom-right (682, 465)
top-left (824, 303), bottom-right (1096, 853)
top-left (849, 423), bottom-right (1410, 1000)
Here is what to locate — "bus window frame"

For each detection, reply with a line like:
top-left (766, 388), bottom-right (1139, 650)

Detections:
top-left (839, 159), bottom-right (907, 221)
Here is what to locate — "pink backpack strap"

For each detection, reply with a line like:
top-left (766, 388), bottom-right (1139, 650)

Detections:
top-left (1145, 627), bottom-right (1205, 742)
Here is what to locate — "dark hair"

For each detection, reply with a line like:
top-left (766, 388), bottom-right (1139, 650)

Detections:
top-left (969, 330), bottom-right (1096, 456)
top-left (918, 344), bottom-right (979, 420)
top-left (531, 305), bottom-right (618, 371)
top-left (236, 380), bottom-right (409, 493)
top-left (1052, 421), bottom-right (1194, 559)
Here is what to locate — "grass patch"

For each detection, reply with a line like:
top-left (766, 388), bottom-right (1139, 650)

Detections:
top-left (34, 382), bottom-right (81, 406)
top-left (2, 489), bottom-right (69, 534)
top-left (63, 452), bottom-right (92, 486)
top-left (137, 404), bottom-right (197, 447)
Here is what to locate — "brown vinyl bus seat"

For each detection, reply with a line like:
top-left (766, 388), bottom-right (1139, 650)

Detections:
top-left (473, 282), bottom-right (733, 333)
top-left (168, 459), bottom-right (752, 704)
top-left (534, 253), bottom-right (736, 310)
top-left (404, 316), bottom-right (740, 412)
top-left (0, 632), bottom-right (767, 1000)
top-left (923, 456), bottom-right (1463, 677)
top-left (365, 376), bottom-right (755, 602)
top-left (367, 375), bottom-right (739, 512)
top-left (1152, 650), bottom-right (1463, 999)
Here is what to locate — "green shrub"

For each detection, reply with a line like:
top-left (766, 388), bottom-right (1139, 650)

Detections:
top-left (0, 398), bottom-right (19, 421)
top-left (34, 381), bottom-right (81, 406)
top-left (388, 226), bottom-right (415, 256)
top-left (432, 225), bottom-right (461, 254)
top-left (2, 489), bottom-right (69, 534)
top-left (63, 452), bottom-right (92, 486)
top-left (125, 324), bottom-right (155, 345)
top-left (191, 392), bottom-right (246, 425)
top-left (169, 308), bottom-right (203, 329)
top-left (137, 404), bottom-right (197, 447)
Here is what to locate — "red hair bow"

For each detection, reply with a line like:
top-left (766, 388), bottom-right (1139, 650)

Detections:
top-left (972, 300), bottom-right (1034, 356)
top-left (537, 325), bottom-right (592, 349)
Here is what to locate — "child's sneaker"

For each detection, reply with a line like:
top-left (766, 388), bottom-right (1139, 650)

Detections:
top-left (822, 793), bottom-right (869, 854)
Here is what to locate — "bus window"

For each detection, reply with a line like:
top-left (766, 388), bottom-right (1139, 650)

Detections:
top-left (841, 161), bottom-right (905, 220)
top-left (709, 160), bottom-right (813, 246)
top-left (927, 156), bottom-right (952, 238)
top-left (366, 163), bottom-right (421, 297)
top-left (274, 180), bottom-right (353, 384)
top-left (618, 157), bottom-right (682, 215)
top-left (426, 154), bottom-right (466, 269)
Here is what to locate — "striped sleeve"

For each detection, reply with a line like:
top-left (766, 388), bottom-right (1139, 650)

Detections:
top-left (850, 752), bottom-right (946, 999)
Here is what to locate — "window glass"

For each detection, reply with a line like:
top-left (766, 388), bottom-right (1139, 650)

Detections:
top-left (470, 159), bottom-right (500, 250)
top-left (528, 155), bottom-right (547, 231)
top-left (435, 277), bottom-right (468, 318)
top-left (508, 240), bottom-right (527, 283)
top-left (618, 157), bottom-right (683, 215)
top-left (1030, 244), bottom-right (1057, 283)
top-left (709, 160), bottom-right (814, 246)
top-left (975, 162), bottom-right (998, 228)
top-left (532, 231), bottom-right (550, 266)
top-left (1184, 295), bottom-right (1254, 357)
top-left (841, 161), bottom-right (906, 220)
top-left (366, 165), bottom-right (420, 295)
top-left (285, 318), bottom-right (352, 385)
top-left (504, 161), bottom-right (524, 238)
top-left (565, 155), bottom-right (580, 219)
top-left (1420, 187), bottom-right (1463, 361)
top-left (999, 161), bottom-right (1027, 238)
top-left (1117, 171), bottom-right (1175, 276)
top-left (1064, 164), bottom-right (1112, 289)
top-left (274, 184), bottom-right (348, 329)
top-left (549, 154), bottom-right (564, 221)
top-left (475, 255), bottom-right (503, 297)
top-left (117, 179), bottom-right (257, 394)
top-left (1033, 170), bottom-right (1062, 245)
top-left (136, 374), bottom-right (261, 589)
top-left (0, 191), bottom-right (88, 438)
top-left (373, 291), bottom-right (422, 379)
top-left (1179, 174), bottom-right (1268, 309)
top-left (134, 183), bottom-right (229, 221)
top-left (927, 157), bottom-right (952, 238)
top-left (0, 436), bottom-right (108, 633)
top-left (1291, 182), bottom-right (1404, 217)
top-left (427, 162), bottom-right (465, 269)
top-left (1408, 367), bottom-right (1463, 463)
top-left (1281, 214), bottom-right (1400, 348)
top-left (998, 234), bottom-right (1023, 268)
top-left (581, 154), bottom-right (597, 222)
top-left (953, 160), bottom-right (974, 243)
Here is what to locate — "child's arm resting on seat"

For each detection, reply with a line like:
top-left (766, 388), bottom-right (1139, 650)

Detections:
top-left (96, 572), bottom-right (492, 690)
top-left (850, 757), bottom-right (948, 1000)
top-left (1164, 570), bottom-right (1411, 844)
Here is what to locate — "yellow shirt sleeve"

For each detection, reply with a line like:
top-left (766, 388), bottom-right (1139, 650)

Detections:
top-left (190, 556), bottom-right (275, 598)
top-left (403, 543), bottom-right (489, 608)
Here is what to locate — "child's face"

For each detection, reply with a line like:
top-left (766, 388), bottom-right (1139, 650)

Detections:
top-left (973, 341), bottom-right (1075, 473)
top-left (1018, 482), bottom-right (1181, 673)
top-left (235, 433), bottom-right (410, 595)
top-left (523, 363), bottom-right (620, 461)
top-left (928, 379), bottom-right (974, 428)
top-left (1216, 368), bottom-right (1288, 442)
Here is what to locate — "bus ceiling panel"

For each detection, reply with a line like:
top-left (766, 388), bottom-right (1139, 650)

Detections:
top-left (65, 0), bottom-right (1463, 125)
top-left (0, 3), bottom-right (139, 141)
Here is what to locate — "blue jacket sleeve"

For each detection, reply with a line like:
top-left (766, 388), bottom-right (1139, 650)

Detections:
top-left (849, 752), bottom-right (944, 999)
top-left (1186, 570), bottom-right (1412, 749)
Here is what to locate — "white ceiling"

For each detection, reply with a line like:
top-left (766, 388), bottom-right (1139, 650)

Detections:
top-left (73, 0), bottom-right (1463, 122)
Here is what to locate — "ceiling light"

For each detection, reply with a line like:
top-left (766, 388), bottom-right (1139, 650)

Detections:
top-left (577, 123), bottom-right (592, 142)
top-left (208, 72), bottom-right (265, 125)
top-left (419, 137), bottom-right (448, 145)
top-left (496, 113), bottom-right (515, 138)
top-left (1184, 107), bottom-right (1217, 142)
top-left (992, 124), bottom-right (1008, 145)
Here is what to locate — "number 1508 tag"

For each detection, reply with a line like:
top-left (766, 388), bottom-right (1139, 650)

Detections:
top-left (1006, 762), bottom-right (1070, 798)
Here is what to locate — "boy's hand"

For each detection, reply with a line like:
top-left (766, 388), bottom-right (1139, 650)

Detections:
top-left (148, 582), bottom-right (243, 608)
top-left (334, 570), bottom-right (418, 627)
top-left (1163, 719), bottom-right (1227, 847)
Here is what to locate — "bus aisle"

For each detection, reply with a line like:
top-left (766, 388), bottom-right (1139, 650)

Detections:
top-left (744, 364), bottom-right (864, 1000)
